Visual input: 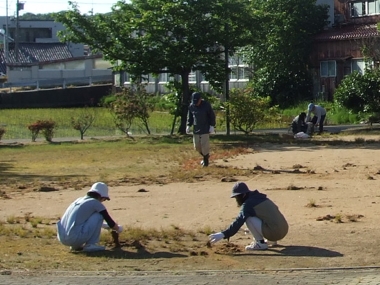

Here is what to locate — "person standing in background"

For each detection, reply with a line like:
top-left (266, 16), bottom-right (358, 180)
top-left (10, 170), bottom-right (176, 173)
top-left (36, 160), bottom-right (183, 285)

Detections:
top-left (186, 92), bottom-right (216, 167)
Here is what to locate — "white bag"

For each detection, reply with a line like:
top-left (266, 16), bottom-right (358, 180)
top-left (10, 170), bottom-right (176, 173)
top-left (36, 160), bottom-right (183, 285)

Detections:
top-left (294, 132), bottom-right (309, 139)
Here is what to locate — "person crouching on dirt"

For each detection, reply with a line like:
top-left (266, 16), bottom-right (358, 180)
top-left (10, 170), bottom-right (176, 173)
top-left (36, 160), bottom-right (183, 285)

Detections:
top-left (208, 182), bottom-right (288, 250)
top-left (56, 182), bottom-right (122, 252)
top-left (306, 103), bottom-right (326, 134)
top-left (291, 112), bottom-right (308, 135)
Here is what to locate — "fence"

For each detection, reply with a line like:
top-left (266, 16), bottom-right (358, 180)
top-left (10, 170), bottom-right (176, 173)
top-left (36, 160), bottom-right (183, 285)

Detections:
top-left (1, 75), bottom-right (113, 91)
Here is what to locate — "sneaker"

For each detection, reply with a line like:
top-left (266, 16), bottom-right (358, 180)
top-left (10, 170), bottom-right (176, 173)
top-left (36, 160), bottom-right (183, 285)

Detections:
top-left (70, 246), bottom-right (83, 251)
top-left (83, 244), bottom-right (106, 252)
top-left (245, 241), bottom-right (268, 251)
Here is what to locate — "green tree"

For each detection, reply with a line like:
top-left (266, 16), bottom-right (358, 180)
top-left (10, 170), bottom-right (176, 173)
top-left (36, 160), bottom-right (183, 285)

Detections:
top-left (241, 0), bottom-right (329, 107)
top-left (54, 0), bottom-right (257, 134)
top-left (19, 13), bottom-right (55, 20)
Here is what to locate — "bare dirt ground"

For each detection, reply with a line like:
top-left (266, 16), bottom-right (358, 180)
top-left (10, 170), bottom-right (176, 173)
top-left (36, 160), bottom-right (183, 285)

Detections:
top-left (2, 135), bottom-right (380, 271)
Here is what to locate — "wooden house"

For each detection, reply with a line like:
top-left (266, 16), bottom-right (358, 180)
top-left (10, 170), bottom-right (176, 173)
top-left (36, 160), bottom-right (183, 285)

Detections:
top-left (310, 0), bottom-right (380, 101)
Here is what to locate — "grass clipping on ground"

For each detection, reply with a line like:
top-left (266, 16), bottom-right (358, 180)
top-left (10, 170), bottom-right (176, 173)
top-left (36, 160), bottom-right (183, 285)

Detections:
top-left (0, 215), bottom-right (216, 271)
top-left (1, 133), bottom-right (380, 272)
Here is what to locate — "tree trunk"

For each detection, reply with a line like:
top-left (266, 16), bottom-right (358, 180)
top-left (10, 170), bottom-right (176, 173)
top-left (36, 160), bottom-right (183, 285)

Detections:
top-left (142, 119), bottom-right (151, 134)
top-left (178, 71), bottom-right (191, 134)
top-left (170, 115), bottom-right (177, 135)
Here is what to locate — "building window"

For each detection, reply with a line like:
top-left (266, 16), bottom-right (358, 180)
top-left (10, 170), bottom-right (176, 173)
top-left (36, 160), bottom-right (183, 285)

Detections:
top-left (351, 58), bottom-right (373, 74)
top-left (320, 61), bottom-right (336, 77)
top-left (189, 71), bottom-right (196, 83)
top-left (351, 0), bottom-right (380, 17)
top-left (158, 73), bottom-right (167, 83)
top-left (229, 55), bottom-right (250, 81)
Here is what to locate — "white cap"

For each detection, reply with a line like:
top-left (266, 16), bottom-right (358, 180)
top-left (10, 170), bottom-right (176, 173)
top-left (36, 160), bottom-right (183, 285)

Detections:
top-left (88, 182), bottom-right (110, 200)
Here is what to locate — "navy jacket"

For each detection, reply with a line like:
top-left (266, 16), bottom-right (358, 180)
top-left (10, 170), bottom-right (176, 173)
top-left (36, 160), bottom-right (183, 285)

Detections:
top-left (187, 100), bottom-right (216, 135)
top-left (222, 190), bottom-right (288, 241)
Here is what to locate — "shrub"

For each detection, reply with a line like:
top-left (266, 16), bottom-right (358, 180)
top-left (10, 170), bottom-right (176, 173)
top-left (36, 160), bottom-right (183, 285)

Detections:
top-left (71, 107), bottom-right (96, 140)
top-left (335, 69), bottom-right (380, 114)
top-left (28, 121), bottom-right (41, 142)
top-left (27, 120), bottom-right (57, 142)
top-left (0, 127), bottom-right (6, 141)
top-left (40, 120), bottom-right (56, 142)
top-left (226, 87), bottom-right (279, 134)
top-left (108, 85), bottom-right (154, 136)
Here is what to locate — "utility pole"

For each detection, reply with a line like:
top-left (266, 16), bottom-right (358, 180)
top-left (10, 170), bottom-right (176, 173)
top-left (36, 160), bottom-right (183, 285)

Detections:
top-left (223, 23), bottom-right (230, 136)
top-left (4, 0), bottom-right (9, 63)
top-left (15, 0), bottom-right (24, 62)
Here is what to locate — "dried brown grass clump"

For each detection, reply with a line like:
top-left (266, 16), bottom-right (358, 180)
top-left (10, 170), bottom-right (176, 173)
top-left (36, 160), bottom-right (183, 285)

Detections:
top-left (316, 214), bottom-right (364, 223)
top-left (287, 184), bottom-right (303, 190)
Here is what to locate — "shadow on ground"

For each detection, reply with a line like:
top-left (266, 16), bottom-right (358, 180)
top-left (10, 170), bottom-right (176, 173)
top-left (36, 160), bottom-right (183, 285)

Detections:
top-left (74, 248), bottom-right (187, 259)
top-left (237, 245), bottom-right (343, 257)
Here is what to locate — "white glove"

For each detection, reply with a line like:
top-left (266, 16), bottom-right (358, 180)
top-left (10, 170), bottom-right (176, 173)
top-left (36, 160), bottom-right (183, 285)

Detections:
top-left (208, 232), bottom-right (224, 244)
top-left (103, 223), bottom-right (123, 233)
top-left (209, 126), bottom-right (215, 133)
top-left (186, 126), bottom-right (191, 134)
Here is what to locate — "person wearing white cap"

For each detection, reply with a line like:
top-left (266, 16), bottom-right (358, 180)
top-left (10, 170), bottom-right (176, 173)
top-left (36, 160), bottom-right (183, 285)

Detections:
top-left (56, 182), bottom-right (122, 252)
top-left (306, 103), bottom-right (326, 134)
top-left (208, 182), bottom-right (288, 250)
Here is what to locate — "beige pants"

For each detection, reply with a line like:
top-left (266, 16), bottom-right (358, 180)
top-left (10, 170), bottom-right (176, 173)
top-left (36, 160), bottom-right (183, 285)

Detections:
top-left (193, 133), bottom-right (210, 156)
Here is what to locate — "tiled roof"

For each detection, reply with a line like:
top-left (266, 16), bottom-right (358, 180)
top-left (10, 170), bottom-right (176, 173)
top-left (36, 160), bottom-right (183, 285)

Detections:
top-left (7, 43), bottom-right (73, 64)
top-left (315, 24), bottom-right (380, 41)
top-left (0, 50), bottom-right (6, 75)
top-left (0, 43), bottom-right (74, 75)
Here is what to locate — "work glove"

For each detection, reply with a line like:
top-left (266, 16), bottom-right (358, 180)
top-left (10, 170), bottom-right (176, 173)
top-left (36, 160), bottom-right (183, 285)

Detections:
top-left (208, 232), bottom-right (225, 244)
top-left (186, 126), bottom-right (191, 134)
top-left (209, 126), bottom-right (215, 133)
top-left (104, 223), bottom-right (123, 233)
top-left (111, 224), bottom-right (123, 233)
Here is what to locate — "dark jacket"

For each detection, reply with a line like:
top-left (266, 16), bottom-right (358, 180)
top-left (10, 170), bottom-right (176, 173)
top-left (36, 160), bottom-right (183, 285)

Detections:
top-left (222, 190), bottom-right (288, 241)
top-left (292, 115), bottom-right (307, 134)
top-left (187, 100), bottom-right (216, 135)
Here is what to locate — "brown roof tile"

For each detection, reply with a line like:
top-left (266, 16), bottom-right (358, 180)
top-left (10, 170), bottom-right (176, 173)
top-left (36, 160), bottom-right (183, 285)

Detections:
top-left (314, 24), bottom-right (380, 41)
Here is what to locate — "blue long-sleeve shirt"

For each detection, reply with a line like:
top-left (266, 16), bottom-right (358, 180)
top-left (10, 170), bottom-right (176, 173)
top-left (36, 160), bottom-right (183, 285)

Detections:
top-left (187, 100), bottom-right (216, 135)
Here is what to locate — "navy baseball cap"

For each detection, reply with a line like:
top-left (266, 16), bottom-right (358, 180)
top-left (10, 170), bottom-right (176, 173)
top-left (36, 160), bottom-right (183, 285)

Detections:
top-left (230, 182), bottom-right (251, 198)
top-left (192, 92), bottom-right (201, 104)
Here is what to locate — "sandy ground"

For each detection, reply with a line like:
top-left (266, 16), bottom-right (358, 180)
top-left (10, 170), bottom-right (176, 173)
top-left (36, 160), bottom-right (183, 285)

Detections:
top-left (2, 138), bottom-right (380, 268)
